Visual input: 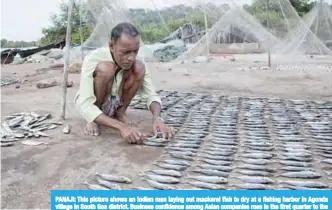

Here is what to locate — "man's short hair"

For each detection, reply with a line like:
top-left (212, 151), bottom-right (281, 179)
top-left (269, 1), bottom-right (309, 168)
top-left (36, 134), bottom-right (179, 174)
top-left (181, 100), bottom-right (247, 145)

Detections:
top-left (111, 22), bottom-right (140, 42)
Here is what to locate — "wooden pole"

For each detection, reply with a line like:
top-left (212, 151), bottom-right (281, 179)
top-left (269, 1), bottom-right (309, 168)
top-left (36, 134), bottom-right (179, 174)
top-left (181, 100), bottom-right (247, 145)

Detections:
top-left (266, 0), bottom-right (271, 67)
top-left (203, 5), bottom-right (209, 56)
top-left (79, 0), bottom-right (84, 62)
top-left (61, 0), bottom-right (74, 120)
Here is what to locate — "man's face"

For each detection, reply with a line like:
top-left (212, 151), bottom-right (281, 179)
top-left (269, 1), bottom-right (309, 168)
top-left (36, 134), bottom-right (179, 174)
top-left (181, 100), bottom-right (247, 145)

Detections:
top-left (109, 34), bottom-right (140, 70)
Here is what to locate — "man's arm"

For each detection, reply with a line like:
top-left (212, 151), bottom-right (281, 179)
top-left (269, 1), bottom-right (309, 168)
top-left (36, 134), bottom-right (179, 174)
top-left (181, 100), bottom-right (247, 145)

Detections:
top-left (150, 101), bottom-right (162, 117)
top-left (94, 113), bottom-right (125, 130)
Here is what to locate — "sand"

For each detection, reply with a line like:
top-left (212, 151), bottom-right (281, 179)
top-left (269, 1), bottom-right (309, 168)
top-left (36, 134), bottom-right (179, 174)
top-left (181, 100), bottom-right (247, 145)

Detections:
top-left (1, 55), bottom-right (332, 208)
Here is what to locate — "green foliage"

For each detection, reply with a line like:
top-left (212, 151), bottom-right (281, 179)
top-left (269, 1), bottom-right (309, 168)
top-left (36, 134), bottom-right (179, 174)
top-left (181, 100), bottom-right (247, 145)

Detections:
top-left (39, 1), bottom-right (92, 46)
top-left (1, 39), bottom-right (37, 48)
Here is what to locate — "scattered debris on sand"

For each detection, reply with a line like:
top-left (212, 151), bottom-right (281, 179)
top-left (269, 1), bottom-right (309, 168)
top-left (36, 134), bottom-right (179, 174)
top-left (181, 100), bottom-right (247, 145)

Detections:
top-left (62, 124), bottom-right (71, 134)
top-left (36, 79), bottom-right (57, 89)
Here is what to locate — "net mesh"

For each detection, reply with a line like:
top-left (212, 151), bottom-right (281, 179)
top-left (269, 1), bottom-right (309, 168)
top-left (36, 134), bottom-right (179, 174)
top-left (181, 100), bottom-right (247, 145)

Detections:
top-left (177, 1), bottom-right (281, 61)
top-left (270, 0), bottom-right (332, 58)
top-left (68, 0), bottom-right (332, 63)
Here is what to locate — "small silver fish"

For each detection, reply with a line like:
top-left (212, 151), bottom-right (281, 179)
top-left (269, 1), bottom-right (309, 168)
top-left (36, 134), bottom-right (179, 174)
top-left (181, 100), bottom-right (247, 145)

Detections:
top-left (168, 151), bottom-right (195, 157)
top-left (320, 153), bottom-right (332, 159)
top-left (166, 147), bottom-right (198, 153)
top-left (187, 175), bottom-right (228, 184)
top-left (159, 159), bottom-right (190, 166)
top-left (239, 158), bottom-right (271, 165)
top-left (8, 116), bottom-right (24, 127)
top-left (171, 143), bottom-right (200, 148)
top-left (278, 155), bottom-right (312, 162)
top-left (278, 160), bottom-right (312, 167)
top-left (211, 140), bottom-right (237, 146)
top-left (235, 176), bottom-right (275, 184)
top-left (82, 181), bottom-right (109, 190)
top-left (190, 169), bottom-right (229, 177)
top-left (236, 170), bottom-right (271, 176)
top-left (140, 173), bottom-right (180, 184)
top-left (153, 163), bottom-right (187, 171)
top-left (197, 164), bottom-right (233, 172)
top-left (239, 153), bottom-right (274, 159)
top-left (13, 133), bottom-right (25, 138)
top-left (243, 142), bottom-right (274, 147)
top-left (247, 146), bottom-right (273, 151)
top-left (231, 183), bottom-right (274, 190)
top-left (197, 153), bottom-right (233, 161)
top-left (237, 164), bottom-right (275, 172)
top-left (203, 150), bottom-right (235, 156)
top-left (149, 169), bottom-right (182, 177)
top-left (278, 171), bottom-right (322, 179)
top-left (168, 153), bottom-right (194, 160)
top-left (321, 159), bottom-right (332, 165)
top-left (199, 159), bottom-right (231, 166)
top-left (95, 172), bottom-right (132, 183)
top-left (132, 187), bottom-right (154, 190)
top-left (1, 142), bottom-right (14, 147)
top-left (187, 181), bottom-right (225, 190)
top-left (142, 178), bottom-right (175, 190)
top-left (1, 122), bottom-right (13, 135)
top-left (143, 141), bottom-right (167, 147)
top-left (280, 166), bottom-right (315, 172)
top-left (37, 113), bottom-right (52, 122)
top-left (47, 124), bottom-right (57, 130)
top-left (96, 178), bottom-right (122, 190)
top-left (278, 180), bottom-right (329, 189)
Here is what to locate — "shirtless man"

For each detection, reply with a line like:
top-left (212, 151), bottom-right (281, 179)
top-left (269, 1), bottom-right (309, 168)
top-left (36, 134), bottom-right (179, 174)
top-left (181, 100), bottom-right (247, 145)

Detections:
top-left (75, 22), bottom-right (173, 143)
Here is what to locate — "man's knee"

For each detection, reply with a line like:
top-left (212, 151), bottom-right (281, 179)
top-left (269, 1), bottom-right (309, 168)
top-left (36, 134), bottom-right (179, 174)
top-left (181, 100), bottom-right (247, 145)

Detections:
top-left (94, 62), bottom-right (116, 82)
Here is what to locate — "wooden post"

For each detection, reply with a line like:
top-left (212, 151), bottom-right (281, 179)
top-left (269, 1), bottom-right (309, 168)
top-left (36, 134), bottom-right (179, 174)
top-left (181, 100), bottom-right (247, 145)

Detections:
top-left (266, 0), bottom-right (271, 67)
top-left (61, 0), bottom-right (74, 120)
top-left (79, 0), bottom-right (84, 62)
top-left (203, 5), bottom-right (209, 56)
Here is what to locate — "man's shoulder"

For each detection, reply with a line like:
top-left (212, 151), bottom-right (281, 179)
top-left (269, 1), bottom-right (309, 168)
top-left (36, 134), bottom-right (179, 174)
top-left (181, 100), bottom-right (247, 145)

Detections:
top-left (135, 58), bottom-right (150, 71)
top-left (84, 47), bottom-right (113, 63)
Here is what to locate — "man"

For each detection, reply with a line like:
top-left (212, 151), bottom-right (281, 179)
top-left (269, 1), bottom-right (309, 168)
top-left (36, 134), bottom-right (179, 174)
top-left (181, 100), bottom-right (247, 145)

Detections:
top-left (75, 22), bottom-right (173, 144)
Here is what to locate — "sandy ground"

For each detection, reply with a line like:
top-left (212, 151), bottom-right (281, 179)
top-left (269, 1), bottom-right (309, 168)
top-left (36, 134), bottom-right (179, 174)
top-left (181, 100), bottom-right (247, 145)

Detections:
top-left (1, 55), bottom-right (332, 209)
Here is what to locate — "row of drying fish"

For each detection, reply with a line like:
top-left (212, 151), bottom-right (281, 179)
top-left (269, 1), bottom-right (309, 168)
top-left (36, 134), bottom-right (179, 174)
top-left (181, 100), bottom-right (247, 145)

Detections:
top-left (1, 112), bottom-right (63, 146)
top-left (236, 102), bottom-right (331, 189)
top-left (139, 97), bottom-right (228, 190)
top-left (129, 90), bottom-right (332, 189)
top-left (129, 90), bottom-right (332, 115)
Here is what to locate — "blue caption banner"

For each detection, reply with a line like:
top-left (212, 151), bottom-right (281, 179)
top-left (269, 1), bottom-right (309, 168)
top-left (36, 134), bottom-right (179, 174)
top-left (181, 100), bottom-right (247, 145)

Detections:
top-left (51, 190), bottom-right (331, 210)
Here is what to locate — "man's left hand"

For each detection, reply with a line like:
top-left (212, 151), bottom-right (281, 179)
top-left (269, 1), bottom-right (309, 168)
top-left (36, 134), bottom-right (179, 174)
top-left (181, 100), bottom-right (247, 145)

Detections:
top-left (153, 117), bottom-right (173, 139)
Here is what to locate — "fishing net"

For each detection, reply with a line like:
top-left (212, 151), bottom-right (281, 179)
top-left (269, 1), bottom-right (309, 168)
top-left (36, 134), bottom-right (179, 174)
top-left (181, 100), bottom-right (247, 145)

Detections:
top-left (68, 0), bottom-right (332, 64)
top-left (176, 1), bottom-right (281, 61)
top-left (69, 0), bottom-right (232, 63)
top-left (269, 0), bottom-right (332, 61)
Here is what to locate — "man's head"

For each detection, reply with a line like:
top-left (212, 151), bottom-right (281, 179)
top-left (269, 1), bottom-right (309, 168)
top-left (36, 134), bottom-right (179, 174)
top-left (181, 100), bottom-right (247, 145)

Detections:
top-left (109, 22), bottom-right (140, 70)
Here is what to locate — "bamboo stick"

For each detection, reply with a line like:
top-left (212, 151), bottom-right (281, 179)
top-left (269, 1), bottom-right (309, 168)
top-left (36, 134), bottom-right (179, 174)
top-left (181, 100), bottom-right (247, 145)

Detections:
top-left (60, 0), bottom-right (74, 120)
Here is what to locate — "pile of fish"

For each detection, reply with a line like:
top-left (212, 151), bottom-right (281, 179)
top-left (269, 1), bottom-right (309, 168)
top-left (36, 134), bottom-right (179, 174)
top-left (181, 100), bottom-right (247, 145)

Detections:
top-left (83, 172), bottom-right (133, 190)
top-left (1, 77), bottom-right (19, 87)
top-left (1, 112), bottom-right (62, 147)
top-left (128, 90), bottom-right (332, 190)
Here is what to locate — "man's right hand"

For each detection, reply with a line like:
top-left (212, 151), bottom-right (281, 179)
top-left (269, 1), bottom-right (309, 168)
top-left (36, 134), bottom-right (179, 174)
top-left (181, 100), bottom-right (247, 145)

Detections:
top-left (120, 125), bottom-right (143, 144)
